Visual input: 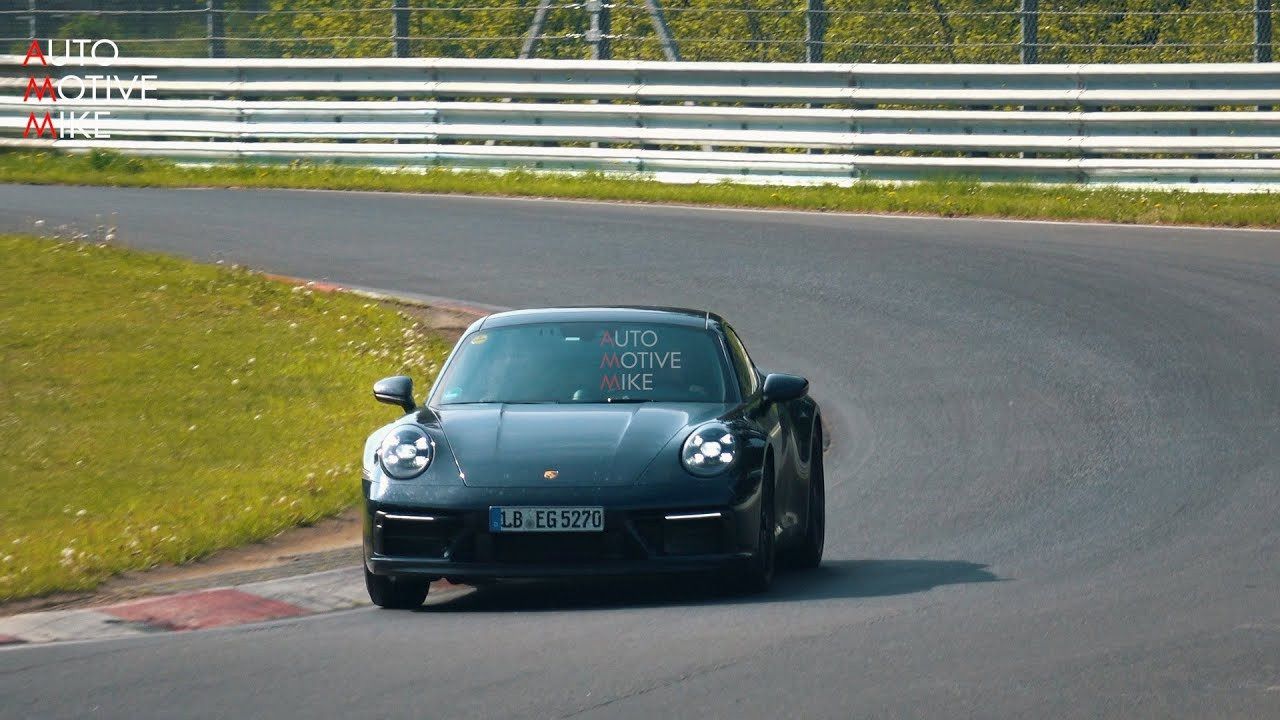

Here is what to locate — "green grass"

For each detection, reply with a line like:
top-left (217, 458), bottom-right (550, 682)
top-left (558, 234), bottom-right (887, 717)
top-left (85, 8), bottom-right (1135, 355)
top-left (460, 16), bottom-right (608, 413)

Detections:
top-left (2, 150), bottom-right (1278, 229)
top-left (0, 234), bottom-right (451, 601)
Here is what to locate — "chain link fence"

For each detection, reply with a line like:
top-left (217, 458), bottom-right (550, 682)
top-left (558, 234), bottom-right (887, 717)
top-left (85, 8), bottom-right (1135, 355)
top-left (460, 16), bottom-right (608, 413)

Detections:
top-left (1, 1), bottom-right (1274, 63)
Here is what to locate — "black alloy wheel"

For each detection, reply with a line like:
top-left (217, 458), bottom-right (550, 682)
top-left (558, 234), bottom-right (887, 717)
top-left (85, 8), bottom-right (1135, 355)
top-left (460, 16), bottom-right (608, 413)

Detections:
top-left (736, 461), bottom-right (777, 593)
top-left (793, 422), bottom-right (825, 569)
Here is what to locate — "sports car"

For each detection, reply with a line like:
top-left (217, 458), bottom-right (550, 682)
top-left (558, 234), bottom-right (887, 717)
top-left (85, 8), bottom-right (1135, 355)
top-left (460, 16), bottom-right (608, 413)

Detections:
top-left (361, 306), bottom-right (825, 608)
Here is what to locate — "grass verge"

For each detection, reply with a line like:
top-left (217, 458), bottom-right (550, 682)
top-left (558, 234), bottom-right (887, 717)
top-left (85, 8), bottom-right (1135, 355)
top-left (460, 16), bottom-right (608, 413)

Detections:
top-left (0, 234), bottom-right (451, 601)
top-left (1, 149), bottom-right (1277, 228)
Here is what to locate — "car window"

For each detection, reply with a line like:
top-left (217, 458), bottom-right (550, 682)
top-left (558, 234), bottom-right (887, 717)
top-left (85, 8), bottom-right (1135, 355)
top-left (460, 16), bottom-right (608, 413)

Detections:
top-left (432, 321), bottom-right (734, 404)
top-left (722, 325), bottom-right (759, 398)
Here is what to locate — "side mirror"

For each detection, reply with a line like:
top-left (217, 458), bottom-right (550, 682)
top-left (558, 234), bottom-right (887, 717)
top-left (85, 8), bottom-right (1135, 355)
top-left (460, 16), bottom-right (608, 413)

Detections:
top-left (373, 375), bottom-right (416, 413)
top-left (761, 373), bottom-right (808, 403)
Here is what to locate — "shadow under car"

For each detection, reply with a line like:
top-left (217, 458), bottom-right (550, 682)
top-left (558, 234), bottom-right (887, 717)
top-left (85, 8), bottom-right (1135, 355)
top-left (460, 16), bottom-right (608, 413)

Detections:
top-left (417, 558), bottom-right (1003, 613)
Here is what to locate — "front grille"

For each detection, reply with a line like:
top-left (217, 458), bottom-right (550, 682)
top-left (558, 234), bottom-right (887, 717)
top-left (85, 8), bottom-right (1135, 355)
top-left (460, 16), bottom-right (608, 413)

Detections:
top-left (489, 531), bottom-right (629, 565)
top-left (374, 508), bottom-right (731, 565)
top-left (633, 513), bottom-right (729, 557)
top-left (633, 517), bottom-right (664, 553)
top-left (662, 519), bottom-right (723, 556)
top-left (377, 512), bottom-right (461, 558)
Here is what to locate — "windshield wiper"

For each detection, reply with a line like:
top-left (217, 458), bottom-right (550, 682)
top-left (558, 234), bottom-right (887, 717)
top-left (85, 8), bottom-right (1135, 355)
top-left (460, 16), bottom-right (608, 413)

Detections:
top-left (604, 397), bottom-right (654, 403)
top-left (443, 400), bottom-right (562, 405)
top-left (502, 401), bottom-right (562, 404)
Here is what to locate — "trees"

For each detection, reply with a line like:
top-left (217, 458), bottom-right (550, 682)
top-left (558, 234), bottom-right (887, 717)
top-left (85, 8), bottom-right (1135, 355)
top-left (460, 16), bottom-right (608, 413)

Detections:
top-left (14, 1), bottom-right (1265, 63)
top-left (248, 0), bottom-right (1258, 63)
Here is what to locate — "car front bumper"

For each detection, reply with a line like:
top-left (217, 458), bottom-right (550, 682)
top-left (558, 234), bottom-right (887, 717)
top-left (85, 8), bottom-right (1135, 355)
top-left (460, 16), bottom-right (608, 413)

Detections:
top-left (362, 480), bottom-right (760, 581)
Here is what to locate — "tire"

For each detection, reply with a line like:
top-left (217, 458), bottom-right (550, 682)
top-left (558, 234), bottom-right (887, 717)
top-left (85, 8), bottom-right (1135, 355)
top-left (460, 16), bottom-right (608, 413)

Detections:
top-left (792, 423), bottom-right (825, 570)
top-left (365, 566), bottom-right (430, 609)
top-left (733, 461), bottom-right (777, 594)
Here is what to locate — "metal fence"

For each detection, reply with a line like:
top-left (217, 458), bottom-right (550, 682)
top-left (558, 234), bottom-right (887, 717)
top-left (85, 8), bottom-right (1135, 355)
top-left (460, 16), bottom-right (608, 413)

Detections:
top-left (0, 1), bottom-right (1274, 64)
top-left (5, 57), bottom-right (1280, 189)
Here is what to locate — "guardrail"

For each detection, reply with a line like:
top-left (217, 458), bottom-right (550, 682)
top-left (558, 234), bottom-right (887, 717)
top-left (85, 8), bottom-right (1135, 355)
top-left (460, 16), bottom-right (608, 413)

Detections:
top-left (4, 57), bottom-right (1280, 188)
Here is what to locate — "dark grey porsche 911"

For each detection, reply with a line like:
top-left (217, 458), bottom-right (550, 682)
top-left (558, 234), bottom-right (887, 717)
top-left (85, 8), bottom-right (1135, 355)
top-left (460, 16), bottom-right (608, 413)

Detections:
top-left (361, 306), bottom-right (825, 608)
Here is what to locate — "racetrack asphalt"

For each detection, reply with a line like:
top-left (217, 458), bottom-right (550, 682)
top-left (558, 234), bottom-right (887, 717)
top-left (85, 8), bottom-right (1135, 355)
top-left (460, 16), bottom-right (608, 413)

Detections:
top-left (2, 185), bottom-right (1278, 719)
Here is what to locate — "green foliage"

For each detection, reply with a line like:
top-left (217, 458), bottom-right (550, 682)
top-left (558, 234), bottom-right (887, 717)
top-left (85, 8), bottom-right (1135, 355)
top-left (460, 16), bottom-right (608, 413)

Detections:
top-left (49, 9), bottom-right (209, 58)
top-left (241, 0), bottom-right (1267, 63)
top-left (252, 0), bottom-right (398, 58)
top-left (1035, 0), bottom-right (1256, 64)
top-left (0, 234), bottom-right (450, 601)
top-left (13, 1), bottom-right (1264, 63)
top-left (86, 149), bottom-right (144, 174)
top-left (55, 15), bottom-right (125, 44)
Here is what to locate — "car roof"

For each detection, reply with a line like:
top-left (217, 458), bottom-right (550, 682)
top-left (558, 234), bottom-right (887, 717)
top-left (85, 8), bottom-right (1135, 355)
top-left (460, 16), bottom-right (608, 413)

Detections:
top-left (475, 306), bottom-right (725, 331)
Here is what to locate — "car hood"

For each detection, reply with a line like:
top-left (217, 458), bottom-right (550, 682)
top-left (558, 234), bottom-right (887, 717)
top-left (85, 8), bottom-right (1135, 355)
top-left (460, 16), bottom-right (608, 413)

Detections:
top-left (437, 403), bottom-right (731, 487)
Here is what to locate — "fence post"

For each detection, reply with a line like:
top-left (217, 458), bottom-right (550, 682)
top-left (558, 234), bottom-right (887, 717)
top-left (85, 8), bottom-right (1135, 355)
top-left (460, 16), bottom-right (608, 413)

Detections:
top-left (393, 0), bottom-right (411, 58)
top-left (587, 0), bottom-right (612, 60)
top-left (207, 0), bottom-right (225, 58)
top-left (806, 0), bottom-right (827, 63)
top-left (586, 0), bottom-right (611, 154)
top-left (1020, 0), bottom-right (1039, 63)
top-left (642, 0), bottom-right (681, 61)
top-left (520, 0), bottom-right (553, 58)
top-left (1258, 0), bottom-right (1273, 63)
top-left (26, 0), bottom-right (38, 40)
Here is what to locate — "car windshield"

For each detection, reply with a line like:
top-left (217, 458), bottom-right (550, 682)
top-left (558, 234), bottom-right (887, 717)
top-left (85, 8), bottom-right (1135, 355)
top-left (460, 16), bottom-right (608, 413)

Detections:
top-left (432, 321), bottom-right (735, 404)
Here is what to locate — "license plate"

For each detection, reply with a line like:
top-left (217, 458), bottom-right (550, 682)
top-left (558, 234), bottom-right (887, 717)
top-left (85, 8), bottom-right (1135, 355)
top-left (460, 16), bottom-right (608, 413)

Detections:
top-left (489, 506), bottom-right (604, 532)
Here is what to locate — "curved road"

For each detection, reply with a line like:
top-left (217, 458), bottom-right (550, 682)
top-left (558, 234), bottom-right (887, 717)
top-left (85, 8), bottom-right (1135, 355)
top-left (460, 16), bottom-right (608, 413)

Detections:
top-left (2, 186), bottom-right (1279, 719)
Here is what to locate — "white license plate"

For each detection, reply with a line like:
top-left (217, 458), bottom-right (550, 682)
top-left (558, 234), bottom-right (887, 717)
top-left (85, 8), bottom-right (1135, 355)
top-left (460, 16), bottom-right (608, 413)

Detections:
top-left (488, 506), bottom-right (604, 532)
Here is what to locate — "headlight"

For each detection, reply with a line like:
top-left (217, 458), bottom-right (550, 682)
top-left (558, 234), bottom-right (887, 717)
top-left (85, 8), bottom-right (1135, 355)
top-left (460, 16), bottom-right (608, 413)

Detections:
top-left (681, 423), bottom-right (736, 477)
top-left (377, 425), bottom-right (433, 479)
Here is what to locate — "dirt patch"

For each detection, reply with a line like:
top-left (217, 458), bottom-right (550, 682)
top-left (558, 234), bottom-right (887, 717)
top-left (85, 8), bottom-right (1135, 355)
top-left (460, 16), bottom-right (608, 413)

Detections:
top-left (397, 303), bottom-right (480, 338)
